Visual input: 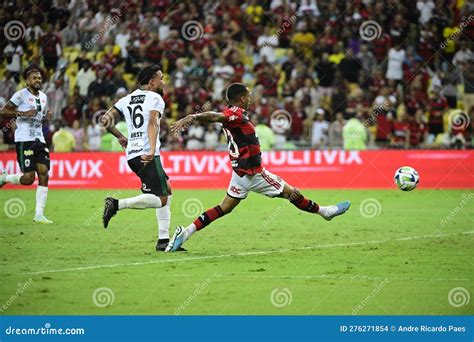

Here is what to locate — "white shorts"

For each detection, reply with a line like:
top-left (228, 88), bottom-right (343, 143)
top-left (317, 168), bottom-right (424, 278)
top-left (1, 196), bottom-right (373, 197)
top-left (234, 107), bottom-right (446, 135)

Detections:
top-left (227, 169), bottom-right (285, 199)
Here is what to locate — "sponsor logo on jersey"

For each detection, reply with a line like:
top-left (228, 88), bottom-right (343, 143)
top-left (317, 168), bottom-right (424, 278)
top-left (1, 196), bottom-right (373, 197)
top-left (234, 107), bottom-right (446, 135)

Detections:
top-left (23, 150), bottom-right (34, 156)
top-left (131, 132), bottom-right (144, 138)
top-left (128, 149), bottom-right (143, 154)
top-left (130, 95), bottom-right (146, 104)
top-left (230, 185), bottom-right (241, 194)
top-left (228, 115), bottom-right (238, 121)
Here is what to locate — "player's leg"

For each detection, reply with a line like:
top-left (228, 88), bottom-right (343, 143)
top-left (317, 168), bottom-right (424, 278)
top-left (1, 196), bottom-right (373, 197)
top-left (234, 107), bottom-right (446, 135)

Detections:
top-left (33, 162), bottom-right (53, 224)
top-left (155, 180), bottom-right (173, 251)
top-left (0, 142), bottom-right (36, 187)
top-left (166, 194), bottom-right (241, 252)
top-left (253, 169), bottom-right (350, 220)
top-left (166, 171), bottom-right (247, 252)
top-left (279, 183), bottom-right (350, 221)
top-left (103, 156), bottom-right (168, 228)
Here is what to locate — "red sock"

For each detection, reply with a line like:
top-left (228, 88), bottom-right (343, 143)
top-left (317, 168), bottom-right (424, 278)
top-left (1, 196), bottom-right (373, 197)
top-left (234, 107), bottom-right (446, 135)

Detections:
top-left (291, 194), bottom-right (320, 213)
top-left (193, 206), bottom-right (225, 230)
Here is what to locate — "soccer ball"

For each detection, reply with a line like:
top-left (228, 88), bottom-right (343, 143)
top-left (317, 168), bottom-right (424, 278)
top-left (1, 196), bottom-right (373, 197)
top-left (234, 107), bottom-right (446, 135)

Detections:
top-left (394, 166), bottom-right (419, 191)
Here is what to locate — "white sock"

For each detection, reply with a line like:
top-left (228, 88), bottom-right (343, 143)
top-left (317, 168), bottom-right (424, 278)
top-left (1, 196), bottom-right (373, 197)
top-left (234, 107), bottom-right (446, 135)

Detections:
top-left (156, 195), bottom-right (171, 240)
top-left (118, 194), bottom-right (162, 209)
top-left (5, 173), bottom-right (22, 185)
top-left (35, 185), bottom-right (48, 216)
top-left (183, 223), bottom-right (197, 242)
top-left (317, 205), bottom-right (336, 217)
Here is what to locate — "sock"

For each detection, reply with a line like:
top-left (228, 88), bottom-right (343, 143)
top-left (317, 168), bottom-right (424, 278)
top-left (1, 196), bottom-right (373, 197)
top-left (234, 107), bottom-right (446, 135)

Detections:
top-left (156, 195), bottom-right (171, 240)
top-left (118, 194), bottom-right (162, 209)
top-left (192, 206), bottom-right (225, 230)
top-left (183, 223), bottom-right (197, 242)
top-left (290, 193), bottom-right (320, 214)
top-left (35, 185), bottom-right (48, 216)
top-left (5, 173), bottom-right (22, 185)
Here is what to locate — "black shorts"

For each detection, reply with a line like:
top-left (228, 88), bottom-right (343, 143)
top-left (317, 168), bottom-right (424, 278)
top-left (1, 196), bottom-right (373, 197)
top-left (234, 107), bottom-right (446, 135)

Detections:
top-left (15, 139), bottom-right (50, 173)
top-left (127, 155), bottom-right (170, 196)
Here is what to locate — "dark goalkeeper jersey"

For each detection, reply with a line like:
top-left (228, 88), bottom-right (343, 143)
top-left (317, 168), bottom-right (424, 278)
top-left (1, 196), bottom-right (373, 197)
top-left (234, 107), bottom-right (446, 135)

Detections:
top-left (222, 106), bottom-right (263, 177)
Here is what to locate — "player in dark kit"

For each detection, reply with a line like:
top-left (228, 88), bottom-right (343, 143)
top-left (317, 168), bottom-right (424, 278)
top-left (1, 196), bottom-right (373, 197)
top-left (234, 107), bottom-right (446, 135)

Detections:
top-left (166, 83), bottom-right (350, 252)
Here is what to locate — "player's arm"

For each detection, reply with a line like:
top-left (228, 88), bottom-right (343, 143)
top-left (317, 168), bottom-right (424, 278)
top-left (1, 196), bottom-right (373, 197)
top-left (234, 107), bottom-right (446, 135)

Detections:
top-left (102, 107), bottom-right (127, 149)
top-left (0, 101), bottom-right (36, 117)
top-left (170, 111), bottom-right (225, 134)
top-left (141, 110), bottom-right (160, 164)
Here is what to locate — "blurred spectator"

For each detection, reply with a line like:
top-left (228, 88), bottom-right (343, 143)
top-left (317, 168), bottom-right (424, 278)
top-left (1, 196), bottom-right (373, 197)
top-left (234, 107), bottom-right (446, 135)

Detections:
top-left (40, 25), bottom-right (62, 71)
top-left (343, 112), bottom-right (367, 150)
top-left (255, 117), bottom-right (275, 151)
top-left (3, 41), bottom-right (23, 82)
top-left (71, 119), bottom-right (85, 151)
top-left (390, 112), bottom-right (410, 149)
top-left (386, 45), bottom-right (406, 83)
top-left (463, 62), bottom-right (474, 112)
top-left (52, 123), bottom-right (76, 152)
top-left (204, 124), bottom-right (220, 150)
top-left (186, 121), bottom-right (205, 150)
top-left (0, 71), bottom-right (17, 103)
top-left (427, 86), bottom-right (449, 144)
top-left (329, 112), bottom-right (345, 148)
top-left (311, 109), bottom-right (329, 148)
top-left (76, 59), bottom-right (96, 98)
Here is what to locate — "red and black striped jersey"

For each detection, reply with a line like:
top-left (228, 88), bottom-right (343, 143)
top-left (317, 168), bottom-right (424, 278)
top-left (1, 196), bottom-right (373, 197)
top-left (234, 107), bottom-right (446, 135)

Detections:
top-left (222, 106), bottom-right (263, 177)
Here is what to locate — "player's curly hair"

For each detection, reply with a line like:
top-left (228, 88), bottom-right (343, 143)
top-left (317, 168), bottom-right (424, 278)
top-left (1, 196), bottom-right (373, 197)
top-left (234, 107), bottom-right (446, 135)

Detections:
top-left (137, 65), bottom-right (161, 85)
top-left (226, 83), bottom-right (248, 104)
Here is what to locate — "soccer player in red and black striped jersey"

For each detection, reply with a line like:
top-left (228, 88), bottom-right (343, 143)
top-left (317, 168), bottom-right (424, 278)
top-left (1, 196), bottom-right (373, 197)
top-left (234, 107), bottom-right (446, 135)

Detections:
top-left (166, 83), bottom-right (350, 252)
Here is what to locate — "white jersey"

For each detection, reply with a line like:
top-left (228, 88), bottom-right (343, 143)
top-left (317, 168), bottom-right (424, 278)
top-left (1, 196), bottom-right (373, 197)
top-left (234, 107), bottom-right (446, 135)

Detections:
top-left (10, 88), bottom-right (48, 143)
top-left (114, 89), bottom-right (165, 161)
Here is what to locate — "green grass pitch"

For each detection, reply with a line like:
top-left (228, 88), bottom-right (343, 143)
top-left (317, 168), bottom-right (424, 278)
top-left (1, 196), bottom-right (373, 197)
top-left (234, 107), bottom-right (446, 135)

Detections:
top-left (0, 189), bottom-right (472, 315)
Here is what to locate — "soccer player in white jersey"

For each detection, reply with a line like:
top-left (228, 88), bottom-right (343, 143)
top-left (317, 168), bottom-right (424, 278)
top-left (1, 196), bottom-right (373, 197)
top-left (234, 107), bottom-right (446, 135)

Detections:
top-left (101, 65), bottom-right (184, 251)
top-left (0, 67), bottom-right (53, 224)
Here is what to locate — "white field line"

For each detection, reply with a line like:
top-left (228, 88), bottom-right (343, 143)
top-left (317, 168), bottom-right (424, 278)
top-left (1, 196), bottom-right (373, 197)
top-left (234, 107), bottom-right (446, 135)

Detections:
top-left (161, 274), bottom-right (471, 282)
top-left (26, 230), bottom-right (474, 276)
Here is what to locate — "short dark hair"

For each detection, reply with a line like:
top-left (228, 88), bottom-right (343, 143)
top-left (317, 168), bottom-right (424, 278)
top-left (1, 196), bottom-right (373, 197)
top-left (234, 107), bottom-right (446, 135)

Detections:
top-left (23, 66), bottom-right (42, 79)
top-left (137, 65), bottom-right (161, 85)
top-left (226, 83), bottom-right (248, 103)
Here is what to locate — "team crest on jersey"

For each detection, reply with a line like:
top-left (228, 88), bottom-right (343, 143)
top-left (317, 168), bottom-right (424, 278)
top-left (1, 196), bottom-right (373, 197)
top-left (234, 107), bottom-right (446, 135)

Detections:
top-left (28, 98), bottom-right (34, 103)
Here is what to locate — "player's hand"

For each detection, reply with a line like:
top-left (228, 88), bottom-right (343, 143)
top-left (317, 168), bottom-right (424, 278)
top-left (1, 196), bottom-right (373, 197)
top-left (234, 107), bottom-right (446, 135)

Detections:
top-left (118, 136), bottom-right (128, 149)
top-left (141, 152), bottom-right (154, 164)
top-left (170, 115), bottom-right (196, 135)
top-left (20, 109), bottom-right (37, 117)
top-left (47, 110), bottom-right (53, 120)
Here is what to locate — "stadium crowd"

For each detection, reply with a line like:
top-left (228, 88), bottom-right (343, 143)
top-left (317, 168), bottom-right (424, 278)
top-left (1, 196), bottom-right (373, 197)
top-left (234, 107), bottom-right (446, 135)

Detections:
top-left (0, 0), bottom-right (473, 152)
